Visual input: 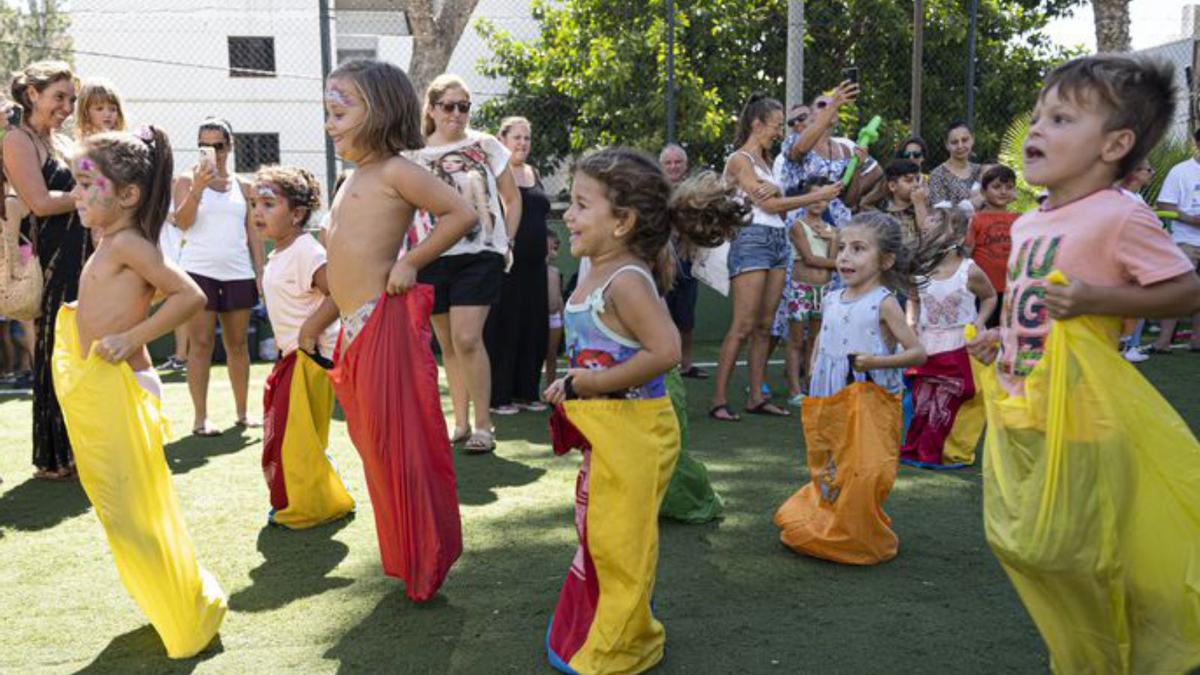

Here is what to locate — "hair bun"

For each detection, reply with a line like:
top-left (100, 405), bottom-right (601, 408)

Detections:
top-left (746, 91), bottom-right (768, 105)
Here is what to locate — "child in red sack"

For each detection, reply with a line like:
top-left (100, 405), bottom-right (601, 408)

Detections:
top-left (321, 59), bottom-right (476, 602)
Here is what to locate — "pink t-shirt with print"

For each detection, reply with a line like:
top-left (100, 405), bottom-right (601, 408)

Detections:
top-left (997, 188), bottom-right (1192, 395)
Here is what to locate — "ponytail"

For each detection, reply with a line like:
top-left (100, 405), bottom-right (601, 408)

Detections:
top-left (137, 126), bottom-right (174, 242)
top-left (732, 92), bottom-right (782, 163)
top-left (79, 125), bottom-right (175, 243)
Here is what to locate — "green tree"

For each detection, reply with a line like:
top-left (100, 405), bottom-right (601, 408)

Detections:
top-left (0, 1), bottom-right (72, 76)
top-left (475, 0), bottom-right (1082, 176)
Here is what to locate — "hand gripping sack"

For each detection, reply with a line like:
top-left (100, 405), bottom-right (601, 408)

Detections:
top-left (0, 197), bottom-right (41, 320)
top-left (967, 273), bottom-right (1200, 674)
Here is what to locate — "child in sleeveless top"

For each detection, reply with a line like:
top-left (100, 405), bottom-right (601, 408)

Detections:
top-left (775, 211), bottom-right (943, 565)
top-left (541, 149), bottom-right (745, 674)
top-left (321, 59), bottom-right (476, 602)
top-left (784, 177), bottom-right (839, 405)
top-left (902, 208), bottom-right (997, 468)
top-left (254, 166), bottom-right (354, 529)
top-left (53, 127), bottom-right (226, 657)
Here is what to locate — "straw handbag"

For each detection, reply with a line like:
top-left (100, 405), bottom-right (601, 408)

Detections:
top-left (0, 194), bottom-right (42, 320)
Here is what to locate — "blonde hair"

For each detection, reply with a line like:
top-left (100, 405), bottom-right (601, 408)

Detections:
top-left (74, 78), bottom-right (127, 140)
top-left (328, 59), bottom-right (423, 157)
top-left (498, 116), bottom-right (531, 139)
top-left (423, 73), bottom-right (471, 137)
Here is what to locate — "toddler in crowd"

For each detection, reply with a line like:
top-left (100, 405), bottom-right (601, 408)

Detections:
top-left (783, 176), bottom-right (838, 405)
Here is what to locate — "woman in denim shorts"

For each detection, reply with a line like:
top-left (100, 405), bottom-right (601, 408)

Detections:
top-left (710, 93), bottom-right (843, 421)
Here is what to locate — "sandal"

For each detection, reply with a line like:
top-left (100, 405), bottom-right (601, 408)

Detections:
top-left (236, 418), bottom-right (263, 429)
top-left (193, 425), bottom-right (223, 437)
top-left (33, 467), bottom-right (73, 481)
top-left (745, 400), bottom-right (790, 417)
top-left (464, 430), bottom-right (496, 454)
top-left (449, 427), bottom-right (471, 444)
top-left (708, 404), bottom-right (741, 422)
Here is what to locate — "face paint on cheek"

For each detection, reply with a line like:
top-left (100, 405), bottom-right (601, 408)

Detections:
top-left (89, 176), bottom-right (117, 208)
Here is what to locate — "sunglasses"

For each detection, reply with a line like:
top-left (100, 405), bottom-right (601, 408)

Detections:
top-left (900, 150), bottom-right (924, 159)
top-left (436, 100), bottom-right (472, 114)
top-left (788, 114), bottom-right (809, 126)
top-left (199, 142), bottom-right (227, 152)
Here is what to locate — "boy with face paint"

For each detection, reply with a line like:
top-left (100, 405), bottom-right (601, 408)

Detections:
top-left (320, 60), bottom-right (476, 602)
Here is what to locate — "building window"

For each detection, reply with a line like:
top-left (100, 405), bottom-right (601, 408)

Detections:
top-left (234, 133), bottom-right (279, 173)
top-left (337, 48), bottom-right (377, 64)
top-left (228, 36), bottom-right (275, 77)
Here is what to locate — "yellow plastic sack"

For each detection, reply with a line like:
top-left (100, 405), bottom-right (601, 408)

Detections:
top-left (51, 305), bottom-right (227, 658)
top-left (941, 394), bottom-right (984, 466)
top-left (967, 290), bottom-right (1200, 674)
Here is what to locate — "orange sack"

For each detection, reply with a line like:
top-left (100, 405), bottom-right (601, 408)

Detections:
top-left (774, 379), bottom-right (902, 565)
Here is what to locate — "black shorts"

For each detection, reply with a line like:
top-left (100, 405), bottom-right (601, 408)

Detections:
top-left (189, 273), bottom-right (259, 313)
top-left (665, 261), bottom-right (699, 331)
top-left (417, 252), bottom-right (504, 315)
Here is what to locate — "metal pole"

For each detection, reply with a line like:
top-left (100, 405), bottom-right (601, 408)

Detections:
top-left (318, 0), bottom-right (337, 194)
top-left (787, 0), bottom-right (805, 106)
top-left (965, 0), bottom-right (978, 129)
top-left (911, 0), bottom-right (924, 136)
top-left (665, 0), bottom-right (676, 145)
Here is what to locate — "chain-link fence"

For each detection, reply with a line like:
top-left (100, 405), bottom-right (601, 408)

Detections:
top-left (3, 0), bottom-right (1195, 200)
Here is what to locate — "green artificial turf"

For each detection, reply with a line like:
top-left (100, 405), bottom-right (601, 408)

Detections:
top-left (1, 350), bottom-right (1197, 673)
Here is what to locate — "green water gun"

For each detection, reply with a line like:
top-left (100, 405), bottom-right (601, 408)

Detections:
top-left (1156, 210), bottom-right (1178, 234)
top-left (842, 115), bottom-right (882, 187)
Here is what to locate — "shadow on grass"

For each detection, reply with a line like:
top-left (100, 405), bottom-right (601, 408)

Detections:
top-left (228, 516), bottom-right (355, 612)
top-left (453, 448), bottom-right (546, 507)
top-left (163, 430), bottom-right (256, 476)
top-left (73, 625), bottom-right (222, 674)
top-left (0, 476), bottom-right (90, 532)
top-left (323, 589), bottom-right (467, 673)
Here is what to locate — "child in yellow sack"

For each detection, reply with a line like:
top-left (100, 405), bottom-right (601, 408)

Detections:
top-left (967, 55), bottom-right (1200, 673)
top-left (253, 165), bottom-right (354, 529)
top-left (52, 126), bottom-right (225, 658)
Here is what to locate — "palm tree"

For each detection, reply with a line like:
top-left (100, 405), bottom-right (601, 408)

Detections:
top-left (1092, 0), bottom-right (1131, 52)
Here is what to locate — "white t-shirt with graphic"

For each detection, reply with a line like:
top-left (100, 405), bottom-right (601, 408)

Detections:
top-left (262, 234), bottom-right (340, 358)
top-left (1157, 157), bottom-right (1200, 246)
top-left (406, 129), bottom-right (511, 257)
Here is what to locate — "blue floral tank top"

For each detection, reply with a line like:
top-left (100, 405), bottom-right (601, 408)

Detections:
top-left (564, 264), bottom-right (666, 399)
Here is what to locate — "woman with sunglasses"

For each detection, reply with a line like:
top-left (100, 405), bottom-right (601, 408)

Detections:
top-left (927, 121), bottom-right (981, 211)
top-left (172, 117), bottom-right (266, 436)
top-left (407, 74), bottom-right (521, 454)
top-left (860, 136), bottom-right (932, 209)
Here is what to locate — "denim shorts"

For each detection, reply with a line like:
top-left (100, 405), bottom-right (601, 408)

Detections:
top-left (728, 223), bottom-right (790, 278)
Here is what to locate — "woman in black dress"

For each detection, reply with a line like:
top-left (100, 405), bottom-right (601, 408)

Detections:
top-left (486, 117), bottom-right (551, 414)
top-left (3, 62), bottom-right (89, 480)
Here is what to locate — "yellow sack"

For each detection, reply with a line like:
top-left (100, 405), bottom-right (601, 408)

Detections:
top-left (967, 296), bottom-right (1200, 674)
top-left (51, 305), bottom-right (226, 658)
top-left (941, 394), bottom-right (984, 466)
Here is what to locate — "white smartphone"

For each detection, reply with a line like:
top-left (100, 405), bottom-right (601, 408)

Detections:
top-left (199, 146), bottom-right (216, 170)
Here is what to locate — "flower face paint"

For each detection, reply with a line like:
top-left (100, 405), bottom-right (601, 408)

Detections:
top-left (71, 155), bottom-right (121, 231)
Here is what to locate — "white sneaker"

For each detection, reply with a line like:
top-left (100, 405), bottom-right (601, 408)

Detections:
top-left (490, 404), bottom-right (521, 415)
top-left (1123, 348), bottom-right (1149, 363)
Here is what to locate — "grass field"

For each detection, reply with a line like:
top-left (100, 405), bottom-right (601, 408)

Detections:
top-left (1, 347), bottom-right (1198, 674)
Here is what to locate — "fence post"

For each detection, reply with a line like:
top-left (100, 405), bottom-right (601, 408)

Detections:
top-left (911, 0), bottom-right (924, 136)
top-left (666, 0), bottom-right (676, 145)
top-left (318, 0), bottom-right (337, 195)
top-left (787, 0), bottom-right (805, 106)
top-left (965, 0), bottom-right (978, 129)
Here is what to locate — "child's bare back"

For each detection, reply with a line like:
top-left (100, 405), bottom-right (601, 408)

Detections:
top-left (76, 230), bottom-right (158, 371)
top-left (325, 156), bottom-right (418, 313)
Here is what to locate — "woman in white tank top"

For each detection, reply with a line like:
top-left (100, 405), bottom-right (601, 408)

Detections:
top-left (171, 118), bottom-right (265, 436)
top-left (710, 93), bottom-right (843, 422)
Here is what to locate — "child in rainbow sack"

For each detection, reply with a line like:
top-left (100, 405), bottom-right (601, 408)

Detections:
top-left (542, 149), bottom-right (745, 673)
top-left (967, 55), bottom-right (1200, 673)
top-left (322, 59), bottom-right (476, 603)
top-left (253, 165), bottom-right (354, 529)
top-left (52, 126), bottom-right (225, 657)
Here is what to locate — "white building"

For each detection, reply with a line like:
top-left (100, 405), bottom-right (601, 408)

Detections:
top-left (67, 0), bottom-right (540, 189)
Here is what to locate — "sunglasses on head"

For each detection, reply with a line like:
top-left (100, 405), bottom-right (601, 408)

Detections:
top-left (436, 100), bottom-right (472, 114)
top-left (901, 150), bottom-right (924, 159)
top-left (788, 114), bottom-right (809, 125)
top-left (199, 142), bottom-right (227, 152)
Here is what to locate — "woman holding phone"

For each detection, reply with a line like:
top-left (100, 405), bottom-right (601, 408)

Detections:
top-left (172, 117), bottom-right (265, 436)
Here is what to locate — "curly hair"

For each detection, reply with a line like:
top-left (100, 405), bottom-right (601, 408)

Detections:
top-left (574, 147), bottom-right (748, 292)
top-left (254, 165), bottom-right (322, 228)
top-left (79, 126), bottom-right (174, 243)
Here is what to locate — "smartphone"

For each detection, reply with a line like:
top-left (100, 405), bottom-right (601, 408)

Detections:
top-left (198, 146), bottom-right (216, 169)
top-left (842, 66), bottom-right (859, 85)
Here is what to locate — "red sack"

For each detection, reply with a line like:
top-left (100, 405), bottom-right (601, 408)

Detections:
top-left (901, 347), bottom-right (975, 467)
top-left (330, 287), bottom-right (462, 602)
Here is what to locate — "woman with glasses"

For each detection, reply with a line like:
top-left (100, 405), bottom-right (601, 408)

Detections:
top-left (896, 136), bottom-right (929, 173)
top-left (927, 121), bottom-right (981, 210)
top-left (172, 117), bottom-right (265, 436)
top-left (407, 74), bottom-right (521, 454)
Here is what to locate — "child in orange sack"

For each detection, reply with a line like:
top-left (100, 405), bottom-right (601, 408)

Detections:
top-left (254, 165), bottom-right (355, 529)
top-left (321, 59), bottom-right (476, 602)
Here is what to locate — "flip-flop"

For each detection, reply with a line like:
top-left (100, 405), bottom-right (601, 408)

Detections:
top-left (193, 426), bottom-right (223, 437)
top-left (745, 400), bottom-right (790, 417)
top-left (708, 403), bottom-right (741, 422)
